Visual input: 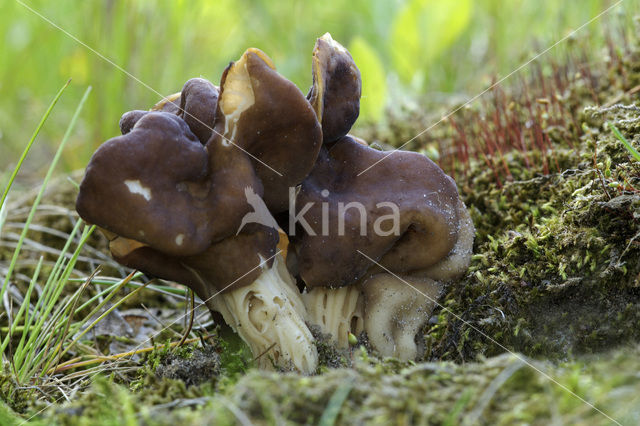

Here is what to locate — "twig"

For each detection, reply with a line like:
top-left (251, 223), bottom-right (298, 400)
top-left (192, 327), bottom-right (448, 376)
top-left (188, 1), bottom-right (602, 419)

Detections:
top-left (178, 290), bottom-right (195, 346)
top-left (253, 342), bottom-right (277, 362)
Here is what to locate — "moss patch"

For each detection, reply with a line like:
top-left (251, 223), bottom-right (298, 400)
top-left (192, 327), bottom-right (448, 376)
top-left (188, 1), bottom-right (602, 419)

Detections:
top-left (416, 27), bottom-right (640, 363)
top-left (44, 345), bottom-right (640, 425)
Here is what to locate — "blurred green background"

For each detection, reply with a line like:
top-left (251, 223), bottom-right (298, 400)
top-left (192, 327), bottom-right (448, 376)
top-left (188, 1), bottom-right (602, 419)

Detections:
top-left (0, 0), bottom-right (636, 174)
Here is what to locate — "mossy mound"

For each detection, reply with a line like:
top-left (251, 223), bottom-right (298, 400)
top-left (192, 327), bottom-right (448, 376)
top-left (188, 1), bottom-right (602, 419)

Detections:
top-left (154, 345), bottom-right (221, 387)
top-left (43, 345), bottom-right (640, 425)
top-left (428, 154), bottom-right (640, 361)
top-left (407, 26), bottom-right (640, 363)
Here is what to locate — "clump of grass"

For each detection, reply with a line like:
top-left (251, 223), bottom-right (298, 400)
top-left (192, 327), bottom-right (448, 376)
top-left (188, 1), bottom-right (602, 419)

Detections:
top-left (0, 83), bottom-right (195, 416)
top-left (609, 122), bottom-right (640, 162)
top-left (0, 83), bottom-right (111, 408)
top-left (0, 82), bottom-right (88, 410)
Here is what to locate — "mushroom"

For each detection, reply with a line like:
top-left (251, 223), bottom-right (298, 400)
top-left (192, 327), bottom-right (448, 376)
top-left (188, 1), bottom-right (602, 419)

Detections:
top-left (361, 275), bottom-right (441, 360)
top-left (288, 136), bottom-right (474, 359)
top-left (77, 111), bottom-right (256, 257)
top-left (108, 225), bottom-right (318, 372)
top-left (119, 110), bottom-right (147, 135)
top-left (307, 33), bottom-right (361, 144)
top-left (177, 78), bottom-right (219, 144)
top-left (301, 284), bottom-right (364, 349)
top-left (152, 91), bottom-right (182, 114)
top-left (76, 48), bottom-right (325, 372)
top-left (118, 78), bottom-right (218, 143)
top-left (216, 47), bottom-right (322, 213)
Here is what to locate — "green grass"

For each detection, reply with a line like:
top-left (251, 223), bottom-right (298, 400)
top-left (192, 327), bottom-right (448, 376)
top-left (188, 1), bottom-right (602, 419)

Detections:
top-left (0, 84), bottom-right (194, 412)
top-left (0, 84), bottom-right (89, 307)
top-left (610, 122), bottom-right (640, 162)
top-left (0, 80), bottom-right (70, 211)
top-left (0, 85), bottom-right (101, 384)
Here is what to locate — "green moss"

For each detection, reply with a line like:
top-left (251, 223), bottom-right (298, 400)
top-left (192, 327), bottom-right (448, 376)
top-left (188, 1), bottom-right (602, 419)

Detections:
top-left (0, 371), bottom-right (33, 414)
top-left (42, 345), bottom-right (640, 425)
top-left (408, 27), bottom-right (640, 363)
top-left (423, 135), bottom-right (640, 361)
top-left (0, 399), bottom-right (22, 426)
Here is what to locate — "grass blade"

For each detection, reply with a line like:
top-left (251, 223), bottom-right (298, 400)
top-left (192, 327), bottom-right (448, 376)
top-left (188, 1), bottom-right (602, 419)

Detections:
top-left (318, 383), bottom-right (353, 426)
top-left (609, 122), bottom-right (640, 162)
top-left (5, 257), bottom-right (41, 377)
top-left (1, 85), bottom-right (91, 373)
top-left (0, 85), bottom-right (91, 309)
top-left (0, 81), bottom-right (71, 322)
top-left (53, 271), bottom-right (147, 364)
top-left (0, 80), bottom-right (71, 211)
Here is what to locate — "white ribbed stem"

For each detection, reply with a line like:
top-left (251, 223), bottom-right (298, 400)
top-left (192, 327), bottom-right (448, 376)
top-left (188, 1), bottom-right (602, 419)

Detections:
top-left (209, 255), bottom-right (318, 373)
top-left (302, 285), bottom-right (364, 348)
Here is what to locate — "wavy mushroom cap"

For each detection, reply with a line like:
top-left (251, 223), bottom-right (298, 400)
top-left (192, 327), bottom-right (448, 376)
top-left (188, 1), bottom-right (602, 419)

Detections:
top-left (151, 92), bottom-right (182, 114)
top-left (289, 135), bottom-right (463, 289)
top-left (178, 78), bottom-right (219, 144)
top-left (76, 111), bottom-right (261, 257)
top-left (109, 223), bottom-right (279, 295)
top-left (117, 78), bottom-right (219, 144)
top-left (118, 110), bottom-right (148, 135)
top-left (118, 91), bottom-right (181, 135)
top-left (307, 33), bottom-right (361, 144)
top-left (212, 48), bottom-right (323, 213)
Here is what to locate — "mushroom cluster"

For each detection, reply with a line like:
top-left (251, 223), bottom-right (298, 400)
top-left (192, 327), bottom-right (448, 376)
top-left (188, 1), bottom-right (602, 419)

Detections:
top-left (76, 33), bottom-right (474, 373)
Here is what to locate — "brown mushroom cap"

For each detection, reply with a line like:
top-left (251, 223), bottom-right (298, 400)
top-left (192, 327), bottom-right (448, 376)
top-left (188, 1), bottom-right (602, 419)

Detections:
top-left (289, 135), bottom-right (461, 289)
top-left (212, 48), bottom-right (323, 213)
top-left (109, 223), bottom-right (278, 295)
top-left (117, 92), bottom-right (181, 135)
top-left (151, 92), bottom-right (182, 114)
top-left (118, 79), bottom-right (219, 144)
top-left (307, 33), bottom-right (361, 144)
top-left (78, 50), bottom-right (325, 372)
top-left (119, 110), bottom-right (148, 135)
top-left (178, 78), bottom-right (219, 144)
top-left (76, 111), bottom-right (261, 257)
